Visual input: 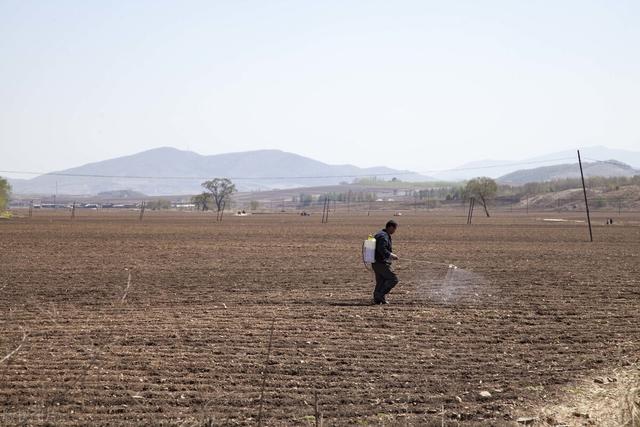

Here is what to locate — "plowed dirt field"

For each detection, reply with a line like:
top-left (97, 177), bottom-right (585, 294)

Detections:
top-left (1, 211), bottom-right (639, 426)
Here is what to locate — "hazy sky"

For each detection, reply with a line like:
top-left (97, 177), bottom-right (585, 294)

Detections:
top-left (1, 0), bottom-right (639, 177)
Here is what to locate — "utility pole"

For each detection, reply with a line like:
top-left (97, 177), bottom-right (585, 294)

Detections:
top-left (577, 150), bottom-right (593, 242)
top-left (321, 196), bottom-right (330, 223)
top-left (139, 201), bottom-right (146, 221)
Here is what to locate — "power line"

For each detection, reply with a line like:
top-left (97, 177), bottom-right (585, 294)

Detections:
top-left (421, 157), bottom-right (577, 173)
top-left (0, 169), bottom-right (418, 180)
top-left (0, 157), bottom-right (580, 181)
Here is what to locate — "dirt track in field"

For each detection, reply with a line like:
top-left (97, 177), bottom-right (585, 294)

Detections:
top-left (1, 211), bottom-right (639, 426)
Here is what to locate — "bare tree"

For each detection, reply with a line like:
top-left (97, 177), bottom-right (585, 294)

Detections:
top-left (465, 177), bottom-right (497, 217)
top-left (0, 176), bottom-right (11, 212)
top-left (202, 178), bottom-right (236, 213)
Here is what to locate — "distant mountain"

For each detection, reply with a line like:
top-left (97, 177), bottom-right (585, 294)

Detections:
top-left (497, 160), bottom-right (639, 185)
top-left (9, 147), bottom-right (430, 196)
top-left (526, 146), bottom-right (640, 167)
top-left (433, 146), bottom-right (640, 181)
top-left (433, 159), bottom-right (518, 181)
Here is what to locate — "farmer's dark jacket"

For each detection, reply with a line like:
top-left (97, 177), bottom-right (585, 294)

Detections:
top-left (374, 229), bottom-right (393, 264)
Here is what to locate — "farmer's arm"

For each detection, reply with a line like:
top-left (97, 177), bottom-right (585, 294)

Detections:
top-left (376, 233), bottom-right (395, 261)
top-left (383, 234), bottom-right (398, 260)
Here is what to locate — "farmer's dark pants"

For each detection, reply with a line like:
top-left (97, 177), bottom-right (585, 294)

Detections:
top-left (372, 262), bottom-right (398, 303)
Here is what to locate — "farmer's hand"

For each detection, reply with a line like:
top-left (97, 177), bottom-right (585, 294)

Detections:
top-left (390, 253), bottom-right (399, 261)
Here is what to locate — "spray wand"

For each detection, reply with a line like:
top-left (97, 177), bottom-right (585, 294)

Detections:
top-left (362, 236), bottom-right (458, 270)
top-left (398, 258), bottom-right (458, 270)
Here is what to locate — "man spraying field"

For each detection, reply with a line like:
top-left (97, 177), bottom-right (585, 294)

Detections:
top-left (372, 220), bottom-right (399, 304)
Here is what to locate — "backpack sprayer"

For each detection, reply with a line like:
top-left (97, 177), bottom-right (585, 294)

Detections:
top-left (362, 235), bottom-right (377, 271)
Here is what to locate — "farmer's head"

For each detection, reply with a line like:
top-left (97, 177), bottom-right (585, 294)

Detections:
top-left (385, 219), bottom-right (398, 235)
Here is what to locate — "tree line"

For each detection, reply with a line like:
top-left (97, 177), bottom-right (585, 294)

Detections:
top-left (3, 172), bottom-right (635, 215)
